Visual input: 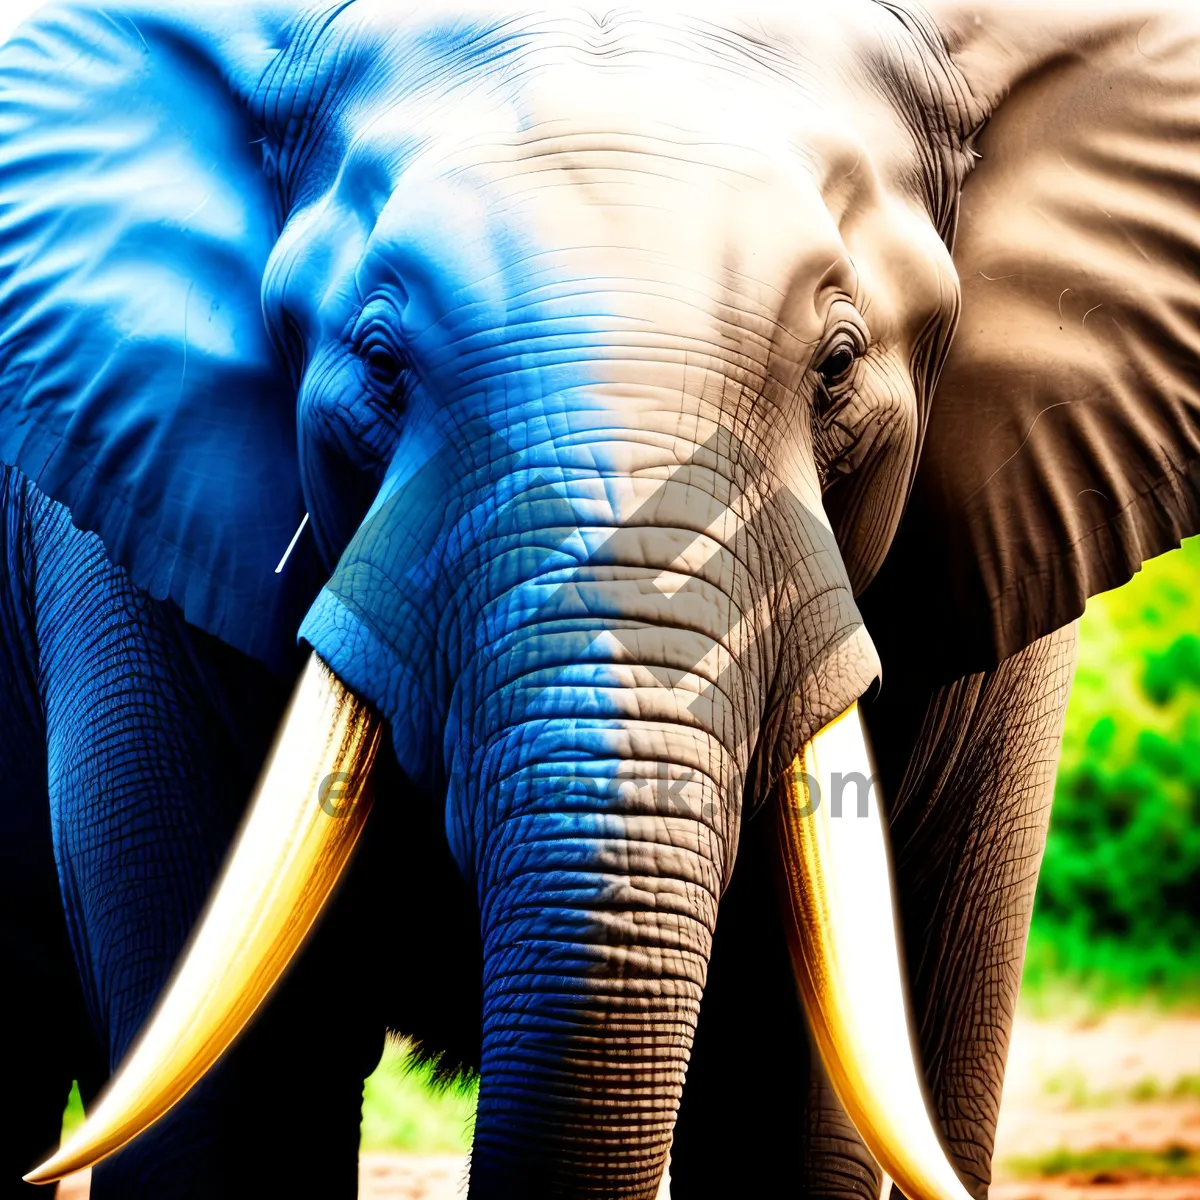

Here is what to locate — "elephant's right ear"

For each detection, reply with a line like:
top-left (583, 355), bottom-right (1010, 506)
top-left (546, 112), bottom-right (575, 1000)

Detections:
top-left (0, 2), bottom-right (322, 672)
top-left (863, 1), bottom-right (1200, 683)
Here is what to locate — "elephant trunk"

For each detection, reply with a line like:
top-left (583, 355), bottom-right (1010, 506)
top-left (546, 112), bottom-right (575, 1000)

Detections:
top-left (466, 749), bottom-right (720, 1198)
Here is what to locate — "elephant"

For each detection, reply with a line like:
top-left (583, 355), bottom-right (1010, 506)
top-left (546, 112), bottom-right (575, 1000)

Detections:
top-left (2, 1), bottom-right (1197, 1198)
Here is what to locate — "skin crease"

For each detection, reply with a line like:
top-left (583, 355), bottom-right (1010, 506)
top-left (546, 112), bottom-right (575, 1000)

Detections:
top-left (5, 2), bottom-right (1196, 1198)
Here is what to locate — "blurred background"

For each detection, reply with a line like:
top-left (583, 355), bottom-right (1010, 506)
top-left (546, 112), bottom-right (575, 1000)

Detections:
top-left (985, 535), bottom-right (1200, 1200)
top-left (1025, 536), bottom-right (1200, 1010)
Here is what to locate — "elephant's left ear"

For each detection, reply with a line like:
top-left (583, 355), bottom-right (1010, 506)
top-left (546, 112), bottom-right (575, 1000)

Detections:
top-left (862, 1), bottom-right (1200, 680)
top-left (0, 3), bottom-right (322, 672)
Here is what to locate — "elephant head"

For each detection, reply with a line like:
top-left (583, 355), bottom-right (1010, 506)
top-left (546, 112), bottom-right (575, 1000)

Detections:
top-left (5, 2), bottom-right (1198, 1197)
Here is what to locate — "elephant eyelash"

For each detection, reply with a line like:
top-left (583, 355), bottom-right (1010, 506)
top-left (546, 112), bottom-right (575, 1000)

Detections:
top-left (355, 323), bottom-right (414, 412)
top-left (812, 324), bottom-right (867, 396)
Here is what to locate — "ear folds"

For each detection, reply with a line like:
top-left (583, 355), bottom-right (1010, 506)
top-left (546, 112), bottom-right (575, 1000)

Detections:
top-left (863, 2), bottom-right (1200, 679)
top-left (0, 3), bottom-right (322, 672)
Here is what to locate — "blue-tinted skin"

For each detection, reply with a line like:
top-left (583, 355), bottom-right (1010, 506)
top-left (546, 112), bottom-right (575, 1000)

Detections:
top-left (0, 466), bottom-right (384, 1196)
top-left (0, 7), bottom-right (383, 1191)
top-left (0, 4), bottom-right (921, 1197)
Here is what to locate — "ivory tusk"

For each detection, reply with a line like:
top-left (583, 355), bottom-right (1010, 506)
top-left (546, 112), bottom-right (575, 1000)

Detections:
top-left (774, 702), bottom-right (973, 1200)
top-left (26, 654), bottom-right (380, 1184)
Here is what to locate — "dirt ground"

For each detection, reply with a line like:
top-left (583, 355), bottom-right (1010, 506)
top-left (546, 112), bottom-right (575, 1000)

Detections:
top-left (53, 1012), bottom-right (1200, 1200)
top-left (55, 1154), bottom-right (651, 1199)
top-left (989, 1012), bottom-right (1200, 1200)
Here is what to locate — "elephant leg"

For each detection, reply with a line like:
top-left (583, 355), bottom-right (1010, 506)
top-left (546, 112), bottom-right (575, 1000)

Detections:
top-left (0, 754), bottom-right (105, 1198)
top-left (865, 624), bottom-right (1079, 1200)
top-left (670, 814), bottom-right (884, 1199)
top-left (0, 466), bottom-right (103, 1194)
top-left (23, 474), bottom-right (379, 1197)
top-left (0, 785), bottom-right (96, 1193)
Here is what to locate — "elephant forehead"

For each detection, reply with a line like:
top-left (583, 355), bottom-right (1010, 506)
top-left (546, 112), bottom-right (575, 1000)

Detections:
top-left (334, 7), bottom-right (933, 338)
top-left (349, 137), bottom-right (890, 426)
top-left (365, 150), bottom-right (832, 365)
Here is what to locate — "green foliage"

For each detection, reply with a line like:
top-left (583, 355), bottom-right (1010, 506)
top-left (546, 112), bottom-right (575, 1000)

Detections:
top-left (1023, 536), bottom-right (1200, 1005)
top-left (360, 1038), bottom-right (477, 1153)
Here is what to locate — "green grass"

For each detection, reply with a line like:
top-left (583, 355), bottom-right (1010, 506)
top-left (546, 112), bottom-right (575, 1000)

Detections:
top-left (360, 1037), bottom-right (477, 1153)
top-left (1168, 1073), bottom-right (1200, 1101)
top-left (1040, 1068), bottom-right (1200, 1108)
top-left (56, 1052), bottom-right (474, 1157)
top-left (1003, 1145), bottom-right (1200, 1180)
top-left (61, 1081), bottom-right (84, 1139)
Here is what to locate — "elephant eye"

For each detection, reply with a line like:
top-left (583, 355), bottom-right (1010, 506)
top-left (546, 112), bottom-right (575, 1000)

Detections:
top-left (356, 327), bottom-right (412, 410)
top-left (365, 345), bottom-right (402, 388)
top-left (814, 329), bottom-right (865, 392)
